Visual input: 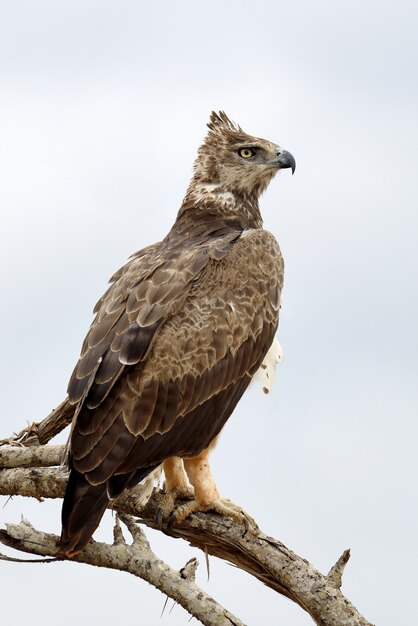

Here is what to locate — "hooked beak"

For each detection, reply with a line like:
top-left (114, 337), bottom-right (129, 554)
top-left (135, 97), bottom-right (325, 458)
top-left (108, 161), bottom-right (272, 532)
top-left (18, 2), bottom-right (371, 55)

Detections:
top-left (274, 149), bottom-right (296, 175)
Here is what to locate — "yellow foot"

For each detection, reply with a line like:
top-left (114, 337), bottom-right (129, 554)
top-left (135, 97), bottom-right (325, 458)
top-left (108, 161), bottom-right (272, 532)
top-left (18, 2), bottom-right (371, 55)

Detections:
top-left (167, 496), bottom-right (257, 536)
top-left (156, 484), bottom-right (194, 529)
top-left (220, 498), bottom-right (258, 529)
top-left (157, 453), bottom-right (258, 535)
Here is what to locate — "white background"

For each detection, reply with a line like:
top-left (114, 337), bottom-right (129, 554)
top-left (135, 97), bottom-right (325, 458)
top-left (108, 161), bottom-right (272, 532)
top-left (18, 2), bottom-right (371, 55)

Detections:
top-left (1, 1), bottom-right (417, 624)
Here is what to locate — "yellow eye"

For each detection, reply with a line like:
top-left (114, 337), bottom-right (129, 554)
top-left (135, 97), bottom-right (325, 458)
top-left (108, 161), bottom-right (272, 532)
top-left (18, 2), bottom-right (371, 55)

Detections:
top-left (239, 147), bottom-right (255, 158)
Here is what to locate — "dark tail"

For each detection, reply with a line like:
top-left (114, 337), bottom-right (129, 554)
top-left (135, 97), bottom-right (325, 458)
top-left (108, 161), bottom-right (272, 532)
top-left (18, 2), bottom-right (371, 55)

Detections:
top-left (61, 467), bottom-right (109, 556)
top-left (61, 464), bottom-right (158, 556)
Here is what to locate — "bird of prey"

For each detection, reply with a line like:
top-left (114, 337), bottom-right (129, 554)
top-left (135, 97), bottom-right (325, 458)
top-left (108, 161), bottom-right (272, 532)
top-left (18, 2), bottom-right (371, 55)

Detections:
top-left (61, 111), bottom-right (295, 555)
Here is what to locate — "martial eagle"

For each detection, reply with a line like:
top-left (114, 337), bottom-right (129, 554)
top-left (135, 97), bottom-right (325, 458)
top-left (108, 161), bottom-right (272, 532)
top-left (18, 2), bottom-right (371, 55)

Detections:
top-left (61, 111), bottom-right (295, 555)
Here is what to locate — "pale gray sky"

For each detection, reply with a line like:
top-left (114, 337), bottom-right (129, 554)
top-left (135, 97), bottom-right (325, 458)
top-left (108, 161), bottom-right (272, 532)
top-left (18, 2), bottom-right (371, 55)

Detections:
top-left (1, 1), bottom-right (417, 624)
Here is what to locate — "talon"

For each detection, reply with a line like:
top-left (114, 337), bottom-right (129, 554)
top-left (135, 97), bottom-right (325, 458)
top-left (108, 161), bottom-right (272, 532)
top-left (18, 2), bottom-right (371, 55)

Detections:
top-left (155, 507), bottom-right (164, 530)
top-left (167, 513), bottom-right (177, 530)
top-left (241, 515), bottom-right (250, 537)
top-left (155, 453), bottom-right (258, 535)
top-left (155, 458), bottom-right (195, 529)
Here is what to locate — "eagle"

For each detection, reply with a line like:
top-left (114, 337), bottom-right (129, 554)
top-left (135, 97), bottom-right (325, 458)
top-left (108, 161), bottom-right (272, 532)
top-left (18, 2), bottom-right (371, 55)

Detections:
top-left (61, 111), bottom-right (295, 555)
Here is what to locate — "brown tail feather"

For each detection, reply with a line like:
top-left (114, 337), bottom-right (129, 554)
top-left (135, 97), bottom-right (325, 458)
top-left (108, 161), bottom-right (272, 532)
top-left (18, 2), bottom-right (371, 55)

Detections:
top-left (61, 464), bottom-right (158, 556)
top-left (61, 467), bottom-right (109, 556)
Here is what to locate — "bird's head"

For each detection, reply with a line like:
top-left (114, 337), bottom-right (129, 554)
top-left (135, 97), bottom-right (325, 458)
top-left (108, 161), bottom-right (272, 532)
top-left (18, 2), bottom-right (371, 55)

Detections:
top-left (192, 111), bottom-right (295, 199)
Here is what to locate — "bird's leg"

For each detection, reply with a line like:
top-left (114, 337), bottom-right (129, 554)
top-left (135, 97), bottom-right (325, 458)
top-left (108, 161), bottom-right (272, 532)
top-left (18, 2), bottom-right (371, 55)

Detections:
top-left (167, 447), bottom-right (256, 531)
top-left (155, 457), bottom-right (194, 528)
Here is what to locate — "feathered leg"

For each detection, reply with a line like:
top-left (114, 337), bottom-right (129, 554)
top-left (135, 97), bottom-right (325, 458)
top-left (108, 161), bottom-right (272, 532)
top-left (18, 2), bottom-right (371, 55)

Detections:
top-left (157, 443), bottom-right (255, 529)
top-left (174, 448), bottom-right (251, 526)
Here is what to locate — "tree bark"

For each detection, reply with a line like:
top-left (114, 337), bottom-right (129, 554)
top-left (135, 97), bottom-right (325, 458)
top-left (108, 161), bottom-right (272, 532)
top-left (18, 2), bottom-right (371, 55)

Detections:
top-left (0, 398), bottom-right (74, 447)
top-left (0, 442), bottom-right (373, 626)
top-left (0, 515), bottom-right (245, 626)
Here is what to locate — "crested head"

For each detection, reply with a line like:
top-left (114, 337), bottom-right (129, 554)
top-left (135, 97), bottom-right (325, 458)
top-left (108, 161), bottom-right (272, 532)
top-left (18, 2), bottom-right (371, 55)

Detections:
top-left (189, 111), bottom-right (295, 199)
top-left (179, 111), bottom-right (295, 229)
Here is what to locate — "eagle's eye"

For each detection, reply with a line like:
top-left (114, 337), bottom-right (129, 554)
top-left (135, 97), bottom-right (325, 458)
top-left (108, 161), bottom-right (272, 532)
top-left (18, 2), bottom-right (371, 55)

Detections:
top-left (238, 147), bottom-right (255, 159)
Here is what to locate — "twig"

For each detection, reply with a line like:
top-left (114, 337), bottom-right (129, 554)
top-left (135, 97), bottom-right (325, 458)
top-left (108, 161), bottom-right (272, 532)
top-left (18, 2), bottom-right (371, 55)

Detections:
top-left (0, 399), bottom-right (74, 447)
top-left (0, 455), bottom-right (374, 626)
top-left (180, 557), bottom-right (199, 581)
top-left (0, 517), bottom-right (246, 626)
top-left (327, 549), bottom-right (351, 589)
top-left (0, 552), bottom-right (58, 564)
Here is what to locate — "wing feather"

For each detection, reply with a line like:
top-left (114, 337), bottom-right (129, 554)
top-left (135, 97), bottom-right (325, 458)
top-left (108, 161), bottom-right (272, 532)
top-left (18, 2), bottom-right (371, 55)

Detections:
top-left (86, 427), bottom-right (136, 483)
top-left (119, 321), bottom-right (160, 365)
top-left (72, 406), bottom-right (124, 464)
top-left (127, 377), bottom-right (159, 432)
top-left (69, 226), bottom-right (283, 492)
top-left (67, 242), bottom-right (221, 405)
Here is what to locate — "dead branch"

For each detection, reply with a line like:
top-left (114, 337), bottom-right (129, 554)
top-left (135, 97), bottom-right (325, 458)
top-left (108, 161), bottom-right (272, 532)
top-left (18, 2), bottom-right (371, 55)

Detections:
top-left (0, 444), bottom-right (64, 468)
top-left (0, 444), bottom-right (374, 626)
top-left (0, 398), bottom-right (74, 447)
top-left (0, 515), bottom-right (245, 626)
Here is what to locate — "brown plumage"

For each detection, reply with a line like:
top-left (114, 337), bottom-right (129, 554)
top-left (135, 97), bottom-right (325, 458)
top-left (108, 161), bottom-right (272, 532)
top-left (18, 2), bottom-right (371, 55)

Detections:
top-left (61, 111), bottom-right (295, 555)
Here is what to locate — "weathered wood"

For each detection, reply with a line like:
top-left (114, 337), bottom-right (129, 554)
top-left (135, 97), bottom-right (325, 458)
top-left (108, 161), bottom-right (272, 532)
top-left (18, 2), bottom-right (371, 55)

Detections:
top-left (0, 516), bottom-right (245, 626)
top-left (0, 398), bottom-right (74, 447)
top-left (0, 448), bottom-right (374, 626)
top-left (0, 445), bottom-right (64, 468)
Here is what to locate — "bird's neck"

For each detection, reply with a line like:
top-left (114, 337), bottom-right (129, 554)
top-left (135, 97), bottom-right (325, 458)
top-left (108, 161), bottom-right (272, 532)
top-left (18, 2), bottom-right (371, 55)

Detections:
top-left (179, 183), bottom-right (263, 230)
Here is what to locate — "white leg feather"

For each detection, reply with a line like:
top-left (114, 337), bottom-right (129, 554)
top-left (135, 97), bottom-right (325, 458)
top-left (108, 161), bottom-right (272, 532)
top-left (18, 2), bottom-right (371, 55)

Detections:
top-left (252, 338), bottom-right (283, 394)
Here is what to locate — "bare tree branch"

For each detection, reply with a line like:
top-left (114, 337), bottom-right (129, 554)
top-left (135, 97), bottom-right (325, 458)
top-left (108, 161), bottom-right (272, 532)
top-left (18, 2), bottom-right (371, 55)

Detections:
top-left (0, 516), bottom-right (245, 626)
top-left (327, 549), bottom-right (351, 590)
top-left (0, 398), bottom-right (74, 447)
top-left (0, 444), bottom-right (374, 626)
top-left (0, 444), bottom-right (64, 468)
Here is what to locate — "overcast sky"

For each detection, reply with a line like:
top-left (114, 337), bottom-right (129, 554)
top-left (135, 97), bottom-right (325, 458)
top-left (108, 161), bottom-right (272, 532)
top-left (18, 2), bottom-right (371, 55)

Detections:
top-left (1, 1), bottom-right (417, 624)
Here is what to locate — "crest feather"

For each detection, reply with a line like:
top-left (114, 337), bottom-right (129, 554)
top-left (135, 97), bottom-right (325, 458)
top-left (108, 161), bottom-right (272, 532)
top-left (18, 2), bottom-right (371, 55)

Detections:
top-left (207, 111), bottom-right (243, 133)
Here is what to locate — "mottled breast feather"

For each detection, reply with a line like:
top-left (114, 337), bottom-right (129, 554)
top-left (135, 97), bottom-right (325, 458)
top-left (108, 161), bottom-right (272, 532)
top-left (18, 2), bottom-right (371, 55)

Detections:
top-left (68, 221), bottom-right (283, 485)
top-left (67, 213), bottom-right (243, 410)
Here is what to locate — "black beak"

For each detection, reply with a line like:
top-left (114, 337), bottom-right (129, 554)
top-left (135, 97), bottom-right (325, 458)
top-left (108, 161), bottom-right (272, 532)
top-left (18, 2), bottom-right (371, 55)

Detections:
top-left (276, 149), bottom-right (296, 175)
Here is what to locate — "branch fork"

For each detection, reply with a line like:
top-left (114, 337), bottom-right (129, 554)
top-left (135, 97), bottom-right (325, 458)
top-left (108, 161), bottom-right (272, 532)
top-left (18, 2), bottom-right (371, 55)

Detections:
top-left (0, 402), bottom-right (374, 626)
